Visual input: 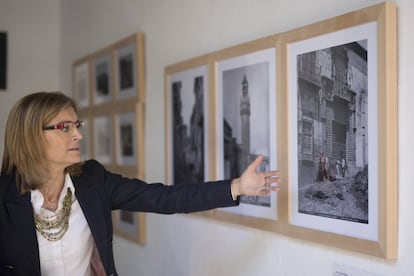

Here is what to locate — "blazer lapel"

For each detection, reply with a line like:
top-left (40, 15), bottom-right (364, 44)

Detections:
top-left (5, 182), bottom-right (41, 274)
top-left (72, 175), bottom-right (109, 269)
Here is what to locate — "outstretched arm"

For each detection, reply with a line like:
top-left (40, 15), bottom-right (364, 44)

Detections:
top-left (230, 155), bottom-right (280, 198)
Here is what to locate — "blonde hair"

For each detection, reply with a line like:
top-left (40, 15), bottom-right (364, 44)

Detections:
top-left (1, 91), bottom-right (83, 194)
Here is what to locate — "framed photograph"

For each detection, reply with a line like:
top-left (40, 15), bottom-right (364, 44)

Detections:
top-left (281, 2), bottom-right (397, 258)
top-left (115, 112), bottom-right (137, 166)
top-left (73, 60), bottom-right (90, 108)
top-left (72, 32), bottom-right (146, 245)
top-left (215, 40), bottom-right (278, 222)
top-left (165, 56), bottom-right (209, 186)
top-left (113, 211), bottom-right (146, 245)
top-left (114, 33), bottom-right (145, 102)
top-left (93, 115), bottom-right (113, 165)
top-left (116, 43), bottom-right (136, 99)
top-left (92, 52), bottom-right (113, 105)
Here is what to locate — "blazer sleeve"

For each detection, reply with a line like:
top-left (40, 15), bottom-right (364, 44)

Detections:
top-left (80, 160), bottom-right (239, 214)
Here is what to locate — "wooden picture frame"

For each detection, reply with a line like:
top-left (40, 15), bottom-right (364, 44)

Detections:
top-left (110, 102), bottom-right (146, 245)
top-left (114, 33), bottom-right (146, 102)
top-left (165, 35), bottom-right (279, 232)
top-left (161, 2), bottom-right (397, 258)
top-left (113, 102), bottom-right (145, 170)
top-left (214, 37), bottom-right (278, 222)
top-left (92, 49), bottom-right (113, 105)
top-left (165, 55), bottom-right (211, 186)
top-left (115, 111), bottom-right (137, 166)
top-left (72, 32), bottom-right (147, 245)
top-left (279, 2), bottom-right (397, 259)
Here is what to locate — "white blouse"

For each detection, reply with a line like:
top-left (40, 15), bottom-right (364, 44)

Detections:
top-left (31, 174), bottom-right (94, 276)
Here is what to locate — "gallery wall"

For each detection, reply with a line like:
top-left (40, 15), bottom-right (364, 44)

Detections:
top-left (0, 0), bottom-right (61, 157)
top-left (60, 1), bottom-right (413, 275)
top-left (1, 0), bottom-right (413, 275)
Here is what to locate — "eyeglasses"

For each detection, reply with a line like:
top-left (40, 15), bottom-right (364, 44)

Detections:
top-left (43, 120), bottom-right (85, 133)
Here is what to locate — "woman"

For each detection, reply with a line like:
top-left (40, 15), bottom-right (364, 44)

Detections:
top-left (0, 91), bottom-right (280, 276)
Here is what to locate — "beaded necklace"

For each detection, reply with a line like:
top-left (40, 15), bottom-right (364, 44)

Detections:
top-left (34, 187), bottom-right (73, 241)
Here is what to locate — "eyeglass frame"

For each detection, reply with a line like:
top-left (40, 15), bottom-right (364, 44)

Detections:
top-left (42, 120), bottom-right (85, 133)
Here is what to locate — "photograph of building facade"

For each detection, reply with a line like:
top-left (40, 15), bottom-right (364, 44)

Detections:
top-left (172, 76), bottom-right (205, 185)
top-left (297, 40), bottom-right (369, 223)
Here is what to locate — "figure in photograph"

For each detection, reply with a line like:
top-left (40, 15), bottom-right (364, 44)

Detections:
top-left (324, 154), bottom-right (330, 180)
top-left (318, 153), bottom-right (328, 181)
top-left (297, 40), bottom-right (369, 223)
top-left (0, 91), bottom-right (280, 275)
top-left (341, 157), bottom-right (347, 177)
top-left (335, 159), bottom-right (341, 179)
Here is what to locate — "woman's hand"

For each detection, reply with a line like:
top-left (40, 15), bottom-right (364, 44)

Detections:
top-left (231, 155), bottom-right (280, 197)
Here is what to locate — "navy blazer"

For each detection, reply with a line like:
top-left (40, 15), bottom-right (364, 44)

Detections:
top-left (0, 160), bottom-right (238, 276)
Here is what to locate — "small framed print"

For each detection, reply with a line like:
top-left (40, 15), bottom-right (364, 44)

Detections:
top-left (73, 61), bottom-right (90, 108)
top-left (116, 43), bottom-right (137, 99)
top-left (114, 33), bottom-right (145, 102)
top-left (93, 52), bottom-right (113, 105)
top-left (288, 23), bottom-right (377, 239)
top-left (72, 33), bottom-right (146, 246)
top-left (115, 112), bottom-right (137, 166)
top-left (93, 115), bottom-right (113, 165)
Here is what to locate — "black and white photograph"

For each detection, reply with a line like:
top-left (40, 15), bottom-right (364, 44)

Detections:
top-left (217, 48), bottom-right (277, 220)
top-left (288, 22), bottom-right (378, 240)
top-left (70, 32), bottom-right (147, 246)
top-left (116, 43), bottom-right (137, 99)
top-left (93, 54), bottom-right (112, 105)
top-left (116, 112), bottom-right (137, 166)
top-left (93, 115), bottom-right (113, 165)
top-left (168, 65), bottom-right (208, 185)
top-left (296, 39), bottom-right (369, 223)
top-left (73, 62), bottom-right (90, 108)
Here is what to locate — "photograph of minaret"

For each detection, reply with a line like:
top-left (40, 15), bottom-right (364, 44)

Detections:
top-left (222, 62), bottom-right (271, 207)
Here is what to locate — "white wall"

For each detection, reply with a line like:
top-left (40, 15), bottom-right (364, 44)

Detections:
top-left (0, 0), bottom-right (61, 157)
top-left (61, 1), bottom-right (413, 275)
top-left (2, 0), bottom-right (414, 275)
